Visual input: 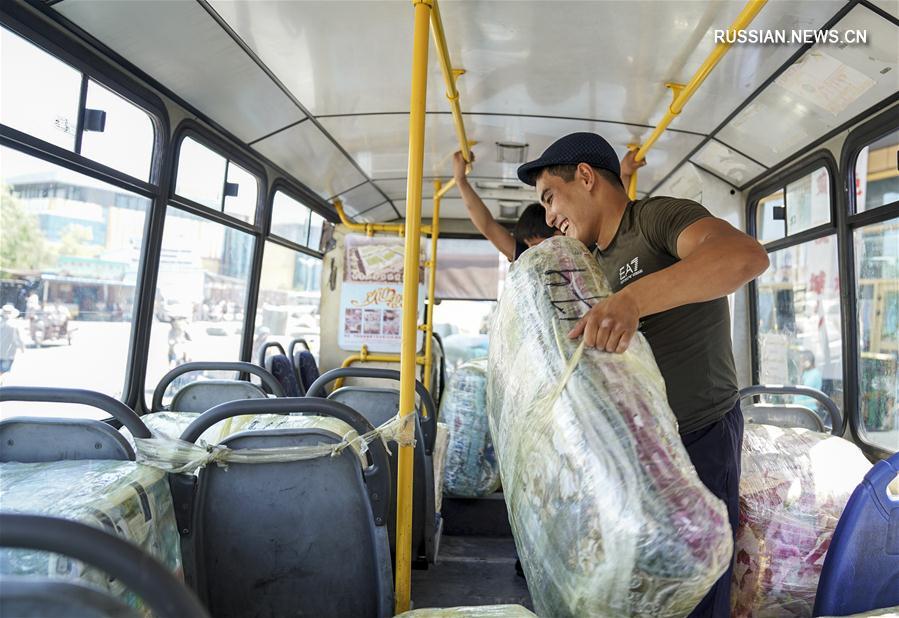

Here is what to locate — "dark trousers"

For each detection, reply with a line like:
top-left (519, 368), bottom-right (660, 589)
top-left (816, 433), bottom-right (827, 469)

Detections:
top-left (682, 400), bottom-right (743, 618)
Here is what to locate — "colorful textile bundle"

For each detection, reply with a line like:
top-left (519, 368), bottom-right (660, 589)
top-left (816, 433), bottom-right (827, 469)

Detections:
top-left (487, 237), bottom-right (732, 617)
top-left (441, 358), bottom-right (502, 497)
top-left (732, 424), bottom-right (872, 617)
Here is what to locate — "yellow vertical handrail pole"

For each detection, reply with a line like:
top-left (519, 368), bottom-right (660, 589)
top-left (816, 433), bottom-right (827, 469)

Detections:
top-left (395, 0), bottom-right (431, 612)
top-left (430, 0), bottom-right (471, 164)
top-left (422, 179), bottom-right (443, 393)
top-left (627, 0), bottom-right (767, 199)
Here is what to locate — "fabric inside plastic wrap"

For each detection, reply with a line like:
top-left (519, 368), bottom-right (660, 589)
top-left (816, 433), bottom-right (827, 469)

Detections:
top-left (486, 236), bottom-right (732, 617)
top-left (395, 605), bottom-right (537, 617)
top-left (0, 460), bottom-right (182, 617)
top-left (732, 424), bottom-right (872, 617)
top-left (441, 358), bottom-right (502, 497)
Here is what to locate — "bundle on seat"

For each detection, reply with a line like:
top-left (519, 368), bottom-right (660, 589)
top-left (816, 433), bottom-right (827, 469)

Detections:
top-left (441, 358), bottom-right (501, 498)
top-left (731, 424), bottom-right (871, 618)
top-left (487, 237), bottom-right (732, 617)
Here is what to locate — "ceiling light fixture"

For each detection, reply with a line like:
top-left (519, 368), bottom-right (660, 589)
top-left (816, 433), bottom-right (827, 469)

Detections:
top-left (496, 142), bottom-right (529, 163)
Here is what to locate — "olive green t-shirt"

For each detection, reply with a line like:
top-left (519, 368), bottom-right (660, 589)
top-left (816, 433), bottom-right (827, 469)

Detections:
top-left (594, 196), bottom-right (738, 434)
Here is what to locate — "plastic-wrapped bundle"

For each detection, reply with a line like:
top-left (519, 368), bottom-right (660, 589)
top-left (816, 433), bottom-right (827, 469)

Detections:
top-left (487, 236), bottom-right (732, 617)
top-left (732, 424), bottom-right (872, 617)
top-left (0, 460), bottom-right (182, 617)
top-left (395, 605), bottom-right (537, 617)
top-left (441, 358), bottom-right (502, 497)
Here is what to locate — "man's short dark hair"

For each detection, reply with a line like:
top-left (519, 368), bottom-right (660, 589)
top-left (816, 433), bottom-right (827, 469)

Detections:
top-left (542, 164), bottom-right (624, 189)
top-left (513, 203), bottom-right (555, 242)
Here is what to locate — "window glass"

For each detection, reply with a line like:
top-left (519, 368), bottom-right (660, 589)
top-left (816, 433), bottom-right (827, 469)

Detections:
top-left (855, 217), bottom-right (899, 451)
top-left (271, 191), bottom-right (310, 246)
top-left (223, 162), bottom-right (257, 223)
top-left (0, 146), bottom-right (149, 415)
top-left (80, 80), bottom-right (155, 182)
top-left (855, 130), bottom-right (899, 213)
top-left (175, 137), bottom-right (226, 210)
top-left (433, 300), bottom-right (493, 378)
top-left (145, 207), bottom-right (254, 402)
top-left (756, 190), bottom-right (785, 244)
top-left (0, 27), bottom-right (81, 151)
top-left (756, 235), bottom-right (844, 425)
top-left (308, 212), bottom-right (325, 252)
top-left (255, 242), bottom-right (322, 362)
top-left (786, 167), bottom-right (830, 234)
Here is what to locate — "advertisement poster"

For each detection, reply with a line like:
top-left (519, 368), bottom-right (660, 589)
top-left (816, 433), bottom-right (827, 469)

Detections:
top-left (339, 234), bottom-right (425, 353)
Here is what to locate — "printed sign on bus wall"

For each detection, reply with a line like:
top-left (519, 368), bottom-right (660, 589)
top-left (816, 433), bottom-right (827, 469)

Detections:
top-left (339, 234), bottom-right (425, 353)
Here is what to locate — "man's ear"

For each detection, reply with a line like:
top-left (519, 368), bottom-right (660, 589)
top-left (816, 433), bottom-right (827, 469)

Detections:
top-left (576, 162), bottom-right (595, 190)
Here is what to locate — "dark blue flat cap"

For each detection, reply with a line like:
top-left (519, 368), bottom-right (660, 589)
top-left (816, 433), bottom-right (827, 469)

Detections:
top-left (517, 132), bottom-right (620, 186)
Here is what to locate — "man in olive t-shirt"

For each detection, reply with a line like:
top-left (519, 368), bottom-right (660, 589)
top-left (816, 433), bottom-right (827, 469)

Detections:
top-left (518, 132), bottom-right (770, 618)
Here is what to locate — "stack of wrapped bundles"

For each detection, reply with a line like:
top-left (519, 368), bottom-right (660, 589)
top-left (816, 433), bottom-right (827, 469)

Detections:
top-left (396, 605), bottom-right (537, 617)
top-left (486, 237), bottom-right (732, 617)
top-left (441, 358), bottom-right (502, 497)
top-left (0, 460), bottom-right (182, 617)
top-left (732, 424), bottom-right (872, 617)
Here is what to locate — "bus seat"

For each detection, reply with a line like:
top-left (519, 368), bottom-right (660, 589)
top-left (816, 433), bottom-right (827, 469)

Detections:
top-left (0, 387), bottom-right (150, 462)
top-left (267, 353), bottom-right (304, 396)
top-left (0, 513), bottom-right (208, 618)
top-left (0, 577), bottom-right (141, 618)
top-left (813, 452), bottom-right (899, 617)
top-left (179, 397), bottom-right (393, 618)
top-left (430, 332), bottom-right (447, 408)
top-left (306, 367), bottom-right (440, 565)
top-left (739, 385), bottom-right (843, 435)
top-left (295, 350), bottom-right (321, 393)
top-left (152, 361), bottom-right (284, 413)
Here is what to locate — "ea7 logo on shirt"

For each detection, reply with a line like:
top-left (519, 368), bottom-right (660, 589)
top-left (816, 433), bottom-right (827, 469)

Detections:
top-left (619, 257), bottom-right (643, 285)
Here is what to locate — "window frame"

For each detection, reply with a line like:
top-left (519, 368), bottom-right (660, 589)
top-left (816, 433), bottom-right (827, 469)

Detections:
top-left (0, 10), bottom-right (168, 188)
top-left (267, 179), bottom-right (332, 258)
top-left (839, 105), bottom-right (899, 458)
top-left (746, 149), bottom-right (841, 408)
top-left (170, 124), bottom-right (267, 232)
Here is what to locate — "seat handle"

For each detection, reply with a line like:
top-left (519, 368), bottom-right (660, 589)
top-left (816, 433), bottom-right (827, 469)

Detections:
top-left (739, 384), bottom-right (843, 435)
top-left (152, 361), bottom-right (285, 412)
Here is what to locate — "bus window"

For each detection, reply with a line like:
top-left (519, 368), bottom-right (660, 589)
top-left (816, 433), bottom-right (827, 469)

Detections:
top-left (855, 129), bottom-right (899, 213)
top-left (271, 190), bottom-right (311, 248)
top-left (756, 189), bottom-right (785, 244)
top-left (308, 211), bottom-right (325, 252)
top-left (144, 207), bottom-right (254, 401)
top-left (223, 161), bottom-right (258, 223)
top-left (756, 237), bottom-right (843, 416)
top-left (0, 26), bottom-right (82, 151)
top-left (175, 137), bottom-right (227, 210)
top-left (0, 146), bottom-right (149, 411)
top-left (80, 79), bottom-right (155, 182)
top-left (785, 167), bottom-right (831, 234)
top-left (855, 218), bottom-right (898, 450)
top-left (256, 241), bottom-right (322, 360)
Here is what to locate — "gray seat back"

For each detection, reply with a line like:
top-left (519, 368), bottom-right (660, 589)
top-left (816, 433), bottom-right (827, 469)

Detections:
top-left (171, 380), bottom-right (267, 413)
top-left (0, 514), bottom-right (208, 618)
top-left (306, 368), bottom-right (440, 564)
top-left (739, 385), bottom-right (842, 434)
top-left (0, 577), bottom-right (140, 618)
top-left (179, 397), bottom-right (392, 618)
top-left (152, 361), bottom-right (284, 412)
top-left (0, 387), bottom-right (150, 463)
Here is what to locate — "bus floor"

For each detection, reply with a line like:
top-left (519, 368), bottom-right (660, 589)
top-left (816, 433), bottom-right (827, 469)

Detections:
top-left (411, 535), bottom-right (533, 610)
top-left (411, 493), bottom-right (533, 610)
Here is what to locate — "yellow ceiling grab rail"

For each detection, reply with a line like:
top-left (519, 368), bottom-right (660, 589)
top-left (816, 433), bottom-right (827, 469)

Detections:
top-left (627, 0), bottom-right (768, 199)
top-left (334, 200), bottom-right (433, 236)
top-left (430, 0), bottom-right (472, 166)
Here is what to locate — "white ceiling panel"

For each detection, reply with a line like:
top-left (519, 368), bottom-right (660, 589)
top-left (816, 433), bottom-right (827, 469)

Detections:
top-left (716, 6), bottom-right (899, 166)
top-left (55, 0), bottom-right (305, 143)
top-left (355, 203), bottom-right (398, 223)
top-left (869, 0), bottom-right (899, 20)
top-left (691, 139), bottom-right (767, 187)
top-left (252, 120), bottom-right (366, 199)
top-left (209, 0), bottom-right (840, 138)
top-left (333, 182), bottom-right (389, 217)
top-left (393, 197), bottom-right (512, 222)
top-left (322, 113), bottom-right (704, 194)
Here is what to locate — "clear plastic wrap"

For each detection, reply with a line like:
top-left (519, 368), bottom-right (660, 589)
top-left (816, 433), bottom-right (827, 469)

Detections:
top-left (132, 412), bottom-right (414, 474)
top-left (732, 424), bottom-right (872, 617)
top-left (395, 605), bottom-right (537, 617)
top-left (441, 358), bottom-right (502, 497)
top-left (433, 421), bottom-right (449, 514)
top-left (0, 460), bottom-right (182, 617)
top-left (486, 236), bottom-right (732, 617)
